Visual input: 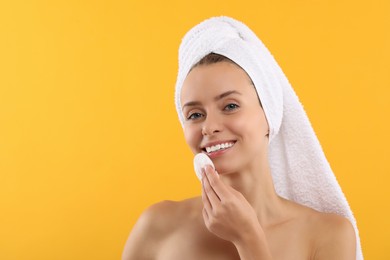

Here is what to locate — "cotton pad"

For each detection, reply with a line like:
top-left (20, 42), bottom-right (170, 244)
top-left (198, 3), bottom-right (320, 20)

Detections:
top-left (193, 153), bottom-right (215, 181)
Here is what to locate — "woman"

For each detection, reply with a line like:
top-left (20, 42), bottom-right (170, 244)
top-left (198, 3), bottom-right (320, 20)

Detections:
top-left (122, 17), bottom-right (362, 259)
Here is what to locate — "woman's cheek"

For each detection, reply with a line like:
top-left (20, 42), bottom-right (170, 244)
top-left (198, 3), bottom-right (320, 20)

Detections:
top-left (229, 114), bottom-right (248, 132)
top-left (184, 125), bottom-right (201, 154)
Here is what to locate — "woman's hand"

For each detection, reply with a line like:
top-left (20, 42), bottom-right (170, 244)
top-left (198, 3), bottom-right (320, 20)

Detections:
top-left (201, 165), bottom-right (263, 244)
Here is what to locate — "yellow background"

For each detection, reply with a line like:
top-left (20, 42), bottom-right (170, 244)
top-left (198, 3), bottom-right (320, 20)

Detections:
top-left (0, 0), bottom-right (389, 259)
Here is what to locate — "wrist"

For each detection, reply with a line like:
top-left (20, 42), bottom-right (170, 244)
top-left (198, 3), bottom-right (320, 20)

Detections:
top-left (233, 224), bottom-right (273, 260)
top-left (233, 221), bottom-right (264, 245)
top-left (233, 229), bottom-right (262, 248)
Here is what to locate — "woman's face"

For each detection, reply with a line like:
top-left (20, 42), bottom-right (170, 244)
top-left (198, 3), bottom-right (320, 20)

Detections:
top-left (180, 61), bottom-right (269, 175)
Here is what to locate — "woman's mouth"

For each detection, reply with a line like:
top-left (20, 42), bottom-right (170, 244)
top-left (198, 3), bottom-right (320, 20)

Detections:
top-left (203, 141), bottom-right (236, 154)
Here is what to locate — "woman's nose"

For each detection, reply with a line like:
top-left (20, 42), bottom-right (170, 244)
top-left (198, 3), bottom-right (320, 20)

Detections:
top-left (201, 113), bottom-right (222, 136)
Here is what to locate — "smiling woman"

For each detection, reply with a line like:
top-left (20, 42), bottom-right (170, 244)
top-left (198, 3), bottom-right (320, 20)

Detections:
top-left (121, 16), bottom-right (363, 260)
top-left (181, 60), bottom-right (269, 173)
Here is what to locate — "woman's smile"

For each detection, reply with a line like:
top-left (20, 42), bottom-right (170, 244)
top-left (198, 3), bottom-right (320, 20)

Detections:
top-left (202, 140), bottom-right (237, 158)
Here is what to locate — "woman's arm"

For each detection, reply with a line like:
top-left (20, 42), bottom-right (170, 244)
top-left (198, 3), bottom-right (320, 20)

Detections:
top-left (122, 201), bottom-right (172, 260)
top-left (121, 207), bottom-right (156, 260)
top-left (313, 215), bottom-right (357, 260)
top-left (232, 224), bottom-right (273, 260)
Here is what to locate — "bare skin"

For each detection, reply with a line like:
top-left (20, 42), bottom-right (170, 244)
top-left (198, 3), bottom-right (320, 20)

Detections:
top-left (122, 62), bottom-right (356, 260)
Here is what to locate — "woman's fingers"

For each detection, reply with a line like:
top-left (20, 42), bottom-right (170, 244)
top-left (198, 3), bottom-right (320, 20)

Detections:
top-left (204, 165), bottom-right (230, 200)
top-left (202, 169), bottom-right (221, 207)
top-left (202, 206), bottom-right (211, 228)
top-left (201, 174), bottom-right (213, 213)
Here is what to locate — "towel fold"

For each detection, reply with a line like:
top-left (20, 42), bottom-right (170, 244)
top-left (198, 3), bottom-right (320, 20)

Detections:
top-left (174, 16), bottom-right (362, 259)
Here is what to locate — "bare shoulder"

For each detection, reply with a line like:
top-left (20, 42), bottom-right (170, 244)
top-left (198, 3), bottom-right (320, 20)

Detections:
top-left (310, 211), bottom-right (357, 260)
top-left (121, 197), bottom-right (200, 260)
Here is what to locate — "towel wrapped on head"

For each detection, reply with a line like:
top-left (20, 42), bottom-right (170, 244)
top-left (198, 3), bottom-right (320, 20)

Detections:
top-left (174, 16), bottom-right (362, 259)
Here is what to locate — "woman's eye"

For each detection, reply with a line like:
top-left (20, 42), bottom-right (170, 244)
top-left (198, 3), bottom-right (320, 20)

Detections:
top-left (187, 112), bottom-right (203, 120)
top-left (224, 103), bottom-right (239, 111)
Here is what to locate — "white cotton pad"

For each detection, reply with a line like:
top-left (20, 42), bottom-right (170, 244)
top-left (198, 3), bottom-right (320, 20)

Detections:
top-left (193, 153), bottom-right (215, 181)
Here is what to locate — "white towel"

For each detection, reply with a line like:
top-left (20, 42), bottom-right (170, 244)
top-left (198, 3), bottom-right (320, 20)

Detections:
top-left (174, 16), bottom-right (362, 259)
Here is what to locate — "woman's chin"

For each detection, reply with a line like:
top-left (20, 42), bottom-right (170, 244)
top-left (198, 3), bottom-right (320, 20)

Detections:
top-left (214, 166), bottom-right (237, 177)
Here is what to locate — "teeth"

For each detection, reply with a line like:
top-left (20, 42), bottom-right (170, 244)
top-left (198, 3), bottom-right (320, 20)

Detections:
top-left (205, 142), bottom-right (234, 153)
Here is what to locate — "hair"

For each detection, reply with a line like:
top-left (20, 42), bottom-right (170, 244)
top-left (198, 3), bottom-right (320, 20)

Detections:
top-left (190, 53), bottom-right (235, 71)
top-left (191, 53), bottom-right (254, 86)
top-left (190, 53), bottom-right (260, 107)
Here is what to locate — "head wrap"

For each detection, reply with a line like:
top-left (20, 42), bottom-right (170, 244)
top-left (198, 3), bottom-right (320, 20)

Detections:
top-left (174, 16), bottom-right (362, 259)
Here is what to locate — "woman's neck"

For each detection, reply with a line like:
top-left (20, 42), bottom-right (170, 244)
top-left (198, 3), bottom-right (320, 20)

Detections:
top-left (220, 157), bottom-right (287, 228)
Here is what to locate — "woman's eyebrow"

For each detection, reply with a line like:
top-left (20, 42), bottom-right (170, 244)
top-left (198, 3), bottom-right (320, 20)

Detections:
top-left (182, 101), bottom-right (201, 109)
top-left (182, 90), bottom-right (242, 109)
top-left (214, 90), bottom-right (241, 101)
